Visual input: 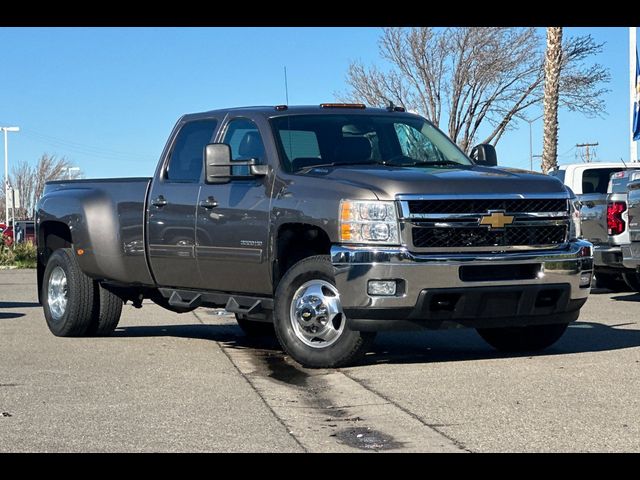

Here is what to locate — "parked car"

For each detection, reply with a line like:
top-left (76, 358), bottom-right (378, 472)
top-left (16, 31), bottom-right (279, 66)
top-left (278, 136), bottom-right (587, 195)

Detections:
top-left (36, 104), bottom-right (592, 368)
top-left (549, 162), bottom-right (639, 290)
top-left (2, 220), bottom-right (36, 246)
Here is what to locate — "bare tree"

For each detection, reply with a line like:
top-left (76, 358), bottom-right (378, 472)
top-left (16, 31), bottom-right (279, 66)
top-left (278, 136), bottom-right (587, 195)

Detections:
top-left (339, 27), bottom-right (609, 154)
top-left (9, 154), bottom-right (81, 219)
top-left (542, 28), bottom-right (564, 174)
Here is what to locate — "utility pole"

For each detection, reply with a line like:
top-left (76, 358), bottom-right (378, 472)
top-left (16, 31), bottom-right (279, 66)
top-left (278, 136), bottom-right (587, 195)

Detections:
top-left (576, 142), bottom-right (598, 163)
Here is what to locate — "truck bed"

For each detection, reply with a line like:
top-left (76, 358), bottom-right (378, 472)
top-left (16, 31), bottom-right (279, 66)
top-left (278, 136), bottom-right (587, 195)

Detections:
top-left (38, 177), bottom-right (155, 285)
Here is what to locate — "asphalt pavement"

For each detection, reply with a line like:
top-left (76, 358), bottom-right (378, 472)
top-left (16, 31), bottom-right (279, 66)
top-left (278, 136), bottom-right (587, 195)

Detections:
top-left (1, 269), bottom-right (638, 452)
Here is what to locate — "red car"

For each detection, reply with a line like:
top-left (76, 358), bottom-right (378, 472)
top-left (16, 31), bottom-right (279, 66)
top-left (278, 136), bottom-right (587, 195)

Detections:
top-left (2, 221), bottom-right (36, 246)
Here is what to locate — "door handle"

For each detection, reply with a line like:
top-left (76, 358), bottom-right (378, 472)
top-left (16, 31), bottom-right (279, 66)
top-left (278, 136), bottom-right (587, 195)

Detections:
top-left (200, 196), bottom-right (218, 209)
top-left (152, 196), bottom-right (168, 207)
top-left (584, 201), bottom-right (595, 208)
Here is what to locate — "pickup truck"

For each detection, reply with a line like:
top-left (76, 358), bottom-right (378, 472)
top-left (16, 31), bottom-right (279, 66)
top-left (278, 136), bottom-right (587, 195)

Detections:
top-left (549, 162), bottom-right (639, 291)
top-left (36, 104), bottom-right (593, 368)
top-left (622, 176), bottom-right (640, 275)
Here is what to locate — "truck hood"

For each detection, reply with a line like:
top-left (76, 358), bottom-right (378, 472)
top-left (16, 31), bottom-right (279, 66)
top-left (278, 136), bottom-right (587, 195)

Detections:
top-left (302, 165), bottom-right (567, 199)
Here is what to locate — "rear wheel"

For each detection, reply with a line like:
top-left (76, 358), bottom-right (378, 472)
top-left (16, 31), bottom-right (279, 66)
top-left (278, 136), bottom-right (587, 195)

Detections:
top-left (477, 323), bottom-right (569, 352)
top-left (273, 255), bottom-right (376, 368)
top-left (87, 282), bottom-right (123, 336)
top-left (42, 248), bottom-right (94, 337)
top-left (622, 270), bottom-right (640, 292)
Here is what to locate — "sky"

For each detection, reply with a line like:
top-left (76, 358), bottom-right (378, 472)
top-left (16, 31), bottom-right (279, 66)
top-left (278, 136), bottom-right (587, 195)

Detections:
top-left (0, 26), bottom-right (636, 179)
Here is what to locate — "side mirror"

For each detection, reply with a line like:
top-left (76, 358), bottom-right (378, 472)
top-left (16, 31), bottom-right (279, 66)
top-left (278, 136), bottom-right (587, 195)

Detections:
top-left (205, 143), bottom-right (232, 184)
top-left (205, 143), bottom-right (269, 184)
top-left (471, 144), bottom-right (498, 167)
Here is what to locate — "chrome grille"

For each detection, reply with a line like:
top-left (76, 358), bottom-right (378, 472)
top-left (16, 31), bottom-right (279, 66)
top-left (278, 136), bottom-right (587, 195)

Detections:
top-left (412, 225), bottom-right (567, 248)
top-left (407, 198), bottom-right (567, 215)
top-left (398, 194), bottom-right (570, 251)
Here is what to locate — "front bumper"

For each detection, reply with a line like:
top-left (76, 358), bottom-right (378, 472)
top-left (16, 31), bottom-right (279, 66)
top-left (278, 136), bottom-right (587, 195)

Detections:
top-left (332, 240), bottom-right (593, 331)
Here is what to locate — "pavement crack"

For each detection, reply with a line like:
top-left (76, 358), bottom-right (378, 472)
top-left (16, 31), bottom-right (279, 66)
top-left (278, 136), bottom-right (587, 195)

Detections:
top-left (339, 370), bottom-right (473, 453)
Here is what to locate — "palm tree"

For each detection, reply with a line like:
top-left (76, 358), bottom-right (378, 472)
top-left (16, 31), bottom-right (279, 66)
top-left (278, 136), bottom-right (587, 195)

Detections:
top-left (541, 27), bottom-right (563, 174)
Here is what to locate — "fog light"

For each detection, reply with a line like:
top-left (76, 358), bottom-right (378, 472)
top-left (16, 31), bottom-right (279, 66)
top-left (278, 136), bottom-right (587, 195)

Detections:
top-left (368, 280), bottom-right (397, 296)
top-left (579, 272), bottom-right (592, 288)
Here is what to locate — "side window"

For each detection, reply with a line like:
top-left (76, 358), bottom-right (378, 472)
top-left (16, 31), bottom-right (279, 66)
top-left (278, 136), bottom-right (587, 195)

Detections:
top-left (223, 118), bottom-right (266, 176)
top-left (166, 119), bottom-right (218, 182)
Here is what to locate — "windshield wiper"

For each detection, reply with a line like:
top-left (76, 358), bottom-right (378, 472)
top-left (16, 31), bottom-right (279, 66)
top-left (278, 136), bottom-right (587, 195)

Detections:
top-left (297, 161), bottom-right (378, 172)
top-left (414, 160), bottom-right (465, 167)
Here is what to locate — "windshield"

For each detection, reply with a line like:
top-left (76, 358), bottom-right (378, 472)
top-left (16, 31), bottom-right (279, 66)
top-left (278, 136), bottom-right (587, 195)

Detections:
top-left (270, 114), bottom-right (472, 173)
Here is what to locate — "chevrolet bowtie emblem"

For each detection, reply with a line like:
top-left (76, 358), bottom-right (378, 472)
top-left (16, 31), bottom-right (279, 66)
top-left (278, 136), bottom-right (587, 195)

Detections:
top-left (479, 211), bottom-right (514, 229)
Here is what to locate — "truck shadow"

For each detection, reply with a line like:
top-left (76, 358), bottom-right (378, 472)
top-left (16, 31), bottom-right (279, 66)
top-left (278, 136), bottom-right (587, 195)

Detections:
top-left (114, 320), bottom-right (640, 367)
top-left (361, 321), bottom-right (640, 365)
top-left (0, 301), bottom-right (39, 319)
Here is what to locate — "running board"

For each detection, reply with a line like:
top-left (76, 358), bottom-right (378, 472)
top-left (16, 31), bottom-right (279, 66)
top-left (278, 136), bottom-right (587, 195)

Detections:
top-left (157, 288), bottom-right (273, 312)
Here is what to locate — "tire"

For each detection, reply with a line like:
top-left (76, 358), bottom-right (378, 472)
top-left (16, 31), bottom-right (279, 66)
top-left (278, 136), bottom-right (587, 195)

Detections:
top-left (594, 272), bottom-right (629, 292)
top-left (477, 323), bottom-right (569, 352)
top-left (235, 313), bottom-right (275, 337)
top-left (87, 282), bottom-right (123, 336)
top-left (42, 248), bottom-right (94, 337)
top-left (622, 270), bottom-right (640, 292)
top-left (273, 255), bottom-right (376, 368)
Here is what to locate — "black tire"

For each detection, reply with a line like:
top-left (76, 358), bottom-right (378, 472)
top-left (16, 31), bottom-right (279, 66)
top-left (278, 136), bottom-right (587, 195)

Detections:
top-left (42, 248), bottom-right (94, 337)
top-left (235, 313), bottom-right (275, 337)
top-left (477, 323), bottom-right (569, 352)
top-left (273, 255), bottom-right (376, 368)
top-left (622, 270), bottom-right (640, 292)
top-left (594, 272), bottom-right (629, 291)
top-left (87, 282), bottom-right (123, 336)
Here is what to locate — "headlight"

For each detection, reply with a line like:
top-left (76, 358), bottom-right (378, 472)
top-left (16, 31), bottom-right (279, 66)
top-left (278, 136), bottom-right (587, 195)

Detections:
top-left (339, 200), bottom-right (400, 245)
top-left (569, 196), bottom-right (582, 240)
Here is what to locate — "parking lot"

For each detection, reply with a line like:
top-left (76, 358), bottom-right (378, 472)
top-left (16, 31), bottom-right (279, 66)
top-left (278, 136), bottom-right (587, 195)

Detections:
top-left (1, 268), bottom-right (639, 452)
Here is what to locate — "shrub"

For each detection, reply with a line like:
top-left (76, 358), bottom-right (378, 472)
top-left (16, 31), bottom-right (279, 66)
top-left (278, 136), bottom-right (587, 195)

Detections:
top-left (12, 241), bottom-right (37, 268)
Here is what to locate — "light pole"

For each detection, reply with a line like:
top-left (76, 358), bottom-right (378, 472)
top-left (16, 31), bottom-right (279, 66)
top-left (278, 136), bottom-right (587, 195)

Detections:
top-left (2, 126), bottom-right (20, 226)
top-left (517, 114), bottom-right (543, 171)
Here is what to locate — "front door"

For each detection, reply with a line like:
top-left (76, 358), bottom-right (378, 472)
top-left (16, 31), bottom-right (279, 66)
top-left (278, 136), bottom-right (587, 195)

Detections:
top-left (147, 118), bottom-right (218, 288)
top-left (194, 117), bottom-right (272, 295)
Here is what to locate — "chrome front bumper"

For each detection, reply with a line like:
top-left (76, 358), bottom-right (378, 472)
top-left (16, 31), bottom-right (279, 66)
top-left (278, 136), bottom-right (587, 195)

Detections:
top-left (332, 240), bottom-right (593, 329)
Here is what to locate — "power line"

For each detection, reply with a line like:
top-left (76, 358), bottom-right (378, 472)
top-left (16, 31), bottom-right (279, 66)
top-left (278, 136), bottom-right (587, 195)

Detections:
top-left (576, 142), bottom-right (598, 163)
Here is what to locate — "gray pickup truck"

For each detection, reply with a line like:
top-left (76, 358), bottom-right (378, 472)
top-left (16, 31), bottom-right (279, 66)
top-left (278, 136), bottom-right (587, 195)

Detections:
top-left (36, 104), bottom-right (593, 368)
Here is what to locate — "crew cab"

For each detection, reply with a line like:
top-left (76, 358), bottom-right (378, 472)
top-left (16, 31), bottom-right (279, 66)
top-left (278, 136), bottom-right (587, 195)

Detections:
top-left (36, 105), bottom-right (592, 368)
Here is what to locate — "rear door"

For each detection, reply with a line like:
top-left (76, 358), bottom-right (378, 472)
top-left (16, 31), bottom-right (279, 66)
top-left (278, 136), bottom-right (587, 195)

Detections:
top-left (578, 167), bottom-right (626, 244)
top-left (147, 118), bottom-right (219, 288)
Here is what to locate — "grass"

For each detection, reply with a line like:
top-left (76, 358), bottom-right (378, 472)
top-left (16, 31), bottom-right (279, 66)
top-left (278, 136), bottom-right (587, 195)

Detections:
top-left (0, 239), bottom-right (37, 268)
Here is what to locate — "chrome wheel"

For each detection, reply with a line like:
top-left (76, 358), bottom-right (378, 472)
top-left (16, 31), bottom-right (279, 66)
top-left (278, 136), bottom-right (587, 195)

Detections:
top-left (47, 266), bottom-right (68, 321)
top-left (289, 279), bottom-right (345, 348)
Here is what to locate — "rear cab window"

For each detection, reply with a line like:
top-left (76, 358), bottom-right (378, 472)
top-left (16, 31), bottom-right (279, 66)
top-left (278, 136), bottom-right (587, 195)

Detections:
top-left (581, 168), bottom-right (626, 195)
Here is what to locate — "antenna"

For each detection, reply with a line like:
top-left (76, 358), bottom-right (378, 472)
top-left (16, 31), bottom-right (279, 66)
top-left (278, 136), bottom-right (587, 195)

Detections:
top-left (620, 157), bottom-right (628, 168)
top-left (284, 66), bottom-right (289, 105)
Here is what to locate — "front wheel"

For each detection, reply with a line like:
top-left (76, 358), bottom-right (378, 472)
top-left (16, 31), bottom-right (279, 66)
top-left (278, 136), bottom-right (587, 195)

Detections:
top-left (477, 323), bottom-right (569, 352)
top-left (273, 255), bottom-right (376, 368)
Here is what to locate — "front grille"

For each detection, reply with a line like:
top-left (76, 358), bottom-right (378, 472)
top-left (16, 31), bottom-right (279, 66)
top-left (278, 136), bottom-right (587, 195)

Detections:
top-left (407, 198), bottom-right (567, 215)
top-left (412, 225), bottom-right (567, 248)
